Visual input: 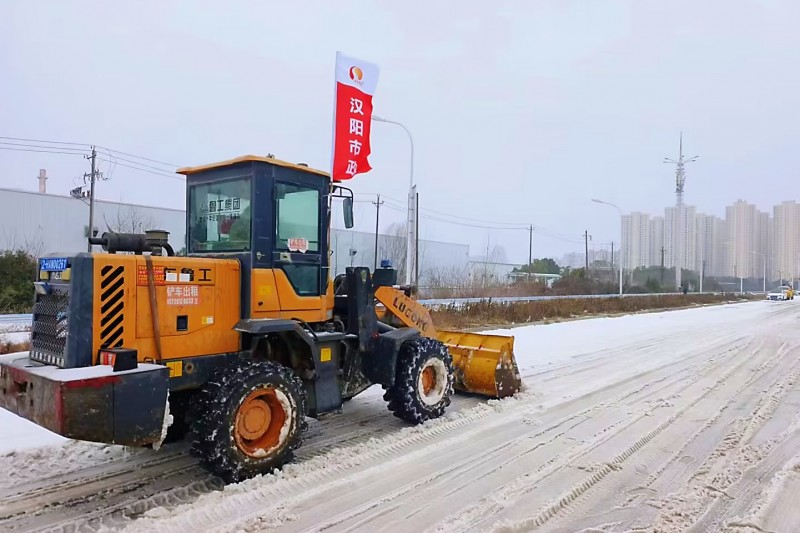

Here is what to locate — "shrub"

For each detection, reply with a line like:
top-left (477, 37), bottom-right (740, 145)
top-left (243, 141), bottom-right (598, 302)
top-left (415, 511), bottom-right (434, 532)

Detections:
top-left (430, 293), bottom-right (759, 329)
top-left (0, 250), bottom-right (37, 313)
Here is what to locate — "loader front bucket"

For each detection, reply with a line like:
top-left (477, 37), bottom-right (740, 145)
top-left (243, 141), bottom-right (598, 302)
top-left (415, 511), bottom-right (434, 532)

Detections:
top-left (436, 330), bottom-right (522, 398)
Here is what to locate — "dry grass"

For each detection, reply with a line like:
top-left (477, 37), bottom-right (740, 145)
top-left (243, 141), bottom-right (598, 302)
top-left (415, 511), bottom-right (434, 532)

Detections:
top-left (430, 293), bottom-right (760, 330)
top-left (0, 340), bottom-right (30, 355)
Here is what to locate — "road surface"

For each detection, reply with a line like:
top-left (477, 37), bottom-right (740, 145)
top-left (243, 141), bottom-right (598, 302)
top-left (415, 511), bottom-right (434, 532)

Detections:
top-left (1, 299), bottom-right (798, 532)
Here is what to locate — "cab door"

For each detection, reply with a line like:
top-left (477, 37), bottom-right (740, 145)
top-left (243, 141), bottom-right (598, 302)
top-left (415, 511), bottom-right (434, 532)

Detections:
top-left (272, 180), bottom-right (327, 314)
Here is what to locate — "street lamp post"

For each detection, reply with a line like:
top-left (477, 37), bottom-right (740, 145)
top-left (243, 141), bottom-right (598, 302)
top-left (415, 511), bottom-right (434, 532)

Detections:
top-left (591, 199), bottom-right (624, 296)
top-left (372, 115), bottom-right (415, 287)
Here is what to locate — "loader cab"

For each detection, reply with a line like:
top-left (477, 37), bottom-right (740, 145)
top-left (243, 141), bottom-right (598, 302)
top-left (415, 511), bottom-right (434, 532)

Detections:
top-left (178, 155), bottom-right (353, 323)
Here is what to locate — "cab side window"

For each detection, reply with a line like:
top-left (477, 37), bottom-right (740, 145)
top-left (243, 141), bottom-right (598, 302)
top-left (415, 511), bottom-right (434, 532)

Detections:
top-left (275, 183), bottom-right (320, 252)
top-left (275, 183), bottom-right (321, 296)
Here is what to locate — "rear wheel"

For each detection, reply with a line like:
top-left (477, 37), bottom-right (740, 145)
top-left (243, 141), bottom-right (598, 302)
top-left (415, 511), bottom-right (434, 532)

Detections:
top-left (191, 359), bottom-right (307, 483)
top-left (384, 337), bottom-right (454, 424)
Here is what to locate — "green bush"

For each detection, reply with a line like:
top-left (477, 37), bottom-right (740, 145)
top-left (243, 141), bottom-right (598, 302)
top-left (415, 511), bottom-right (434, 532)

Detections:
top-left (0, 250), bottom-right (37, 313)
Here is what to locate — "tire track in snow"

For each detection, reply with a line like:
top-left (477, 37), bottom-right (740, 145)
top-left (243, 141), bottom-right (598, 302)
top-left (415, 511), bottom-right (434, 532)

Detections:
top-left (144, 328), bottom-right (748, 532)
top-left (646, 343), bottom-right (800, 532)
top-left (275, 328), bottom-right (751, 531)
top-left (484, 337), bottom-right (798, 532)
top-left (1, 391), bottom-right (477, 532)
top-left (531, 336), bottom-right (794, 532)
top-left (429, 335), bottom-right (767, 533)
top-left (40, 313), bottom-right (741, 531)
top-left (0, 301), bottom-right (777, 532)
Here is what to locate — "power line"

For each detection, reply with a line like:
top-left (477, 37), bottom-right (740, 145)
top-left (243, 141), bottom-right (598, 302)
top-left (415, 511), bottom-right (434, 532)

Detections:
top-left (0, 135), bottom-right (177, 169)
top-left (380, 202), bottom-right (585, 244)
top-left (381, 196), bottom-right (524, 226)
top-left (96, 145), bottom-right (177, 168)
top-left (381, 203), bottom-right (529, 231)
top-left (0, 141), bottom-right (89, 153)
top-left (381, 195), bottom-right (583, 243)
top-left (96, 158), bottom-right (183, 181)
top-left (0, 136), bottom-right (91, 147)
top-left (97, 153), bottom-right (175, 173)
top-left (0, 146), bottom-right (89, 156)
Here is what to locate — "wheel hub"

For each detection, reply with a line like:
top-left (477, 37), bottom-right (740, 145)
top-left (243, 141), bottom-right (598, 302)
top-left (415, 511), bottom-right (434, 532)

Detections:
top-left (234, 388), bottom-right (289, 457)
top-left (421, 366), bottom-right (436, 395)
top-left (239, 399), bottom-right (272, 440)
top-left (418, 358), bottom-right (448, 406)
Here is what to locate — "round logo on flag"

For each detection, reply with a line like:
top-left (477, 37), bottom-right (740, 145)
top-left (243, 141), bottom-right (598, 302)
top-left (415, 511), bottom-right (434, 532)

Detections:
top-left (349, 66), bottom-right (364, 84)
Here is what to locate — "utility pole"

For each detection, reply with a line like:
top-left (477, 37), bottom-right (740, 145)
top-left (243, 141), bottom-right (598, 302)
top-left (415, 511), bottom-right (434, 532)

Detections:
top-left (85, 146), bottom-right (101, 252)
top-left (611, 241), bottom-right (615, 279)
top-left (372, 194), bottom-right (384, 271)
top-left (415, 191), bottom-right (420, 290)
top-left (660, 246), bottom-right (665, 284)
top-left (700, 260), bottom-right (705, 293)
top-left (528, 225), bottom-right (533, 281)
top-left (584, 230), bottom-right (591, 274)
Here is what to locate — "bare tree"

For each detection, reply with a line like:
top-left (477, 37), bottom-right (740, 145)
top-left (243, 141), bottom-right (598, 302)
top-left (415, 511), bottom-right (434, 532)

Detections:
top-left (470, 236), bottom-right (509, 291)
top-left (1, 226), bottom-right (45, 257)
top-left (422, 264), bottom-right (472, 298)
top-left (103, 205), bottom-right (156, 234)
top-left (378, 222), bottom-right (408, 282)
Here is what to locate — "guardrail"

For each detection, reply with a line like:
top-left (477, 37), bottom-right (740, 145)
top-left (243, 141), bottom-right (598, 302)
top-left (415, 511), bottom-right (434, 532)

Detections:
top-left (417, 292), bottom-right (727, 306)
top-left (0, 314), bottom-right (33, 325)
top-left (0, 291), bottom-right (749, 324)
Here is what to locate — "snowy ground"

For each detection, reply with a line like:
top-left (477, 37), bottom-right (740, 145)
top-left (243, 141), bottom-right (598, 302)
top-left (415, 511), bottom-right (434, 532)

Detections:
top-left (0, 320), bottom-right (30, 348)
top-left (1, 299), bottom-right (800, 532)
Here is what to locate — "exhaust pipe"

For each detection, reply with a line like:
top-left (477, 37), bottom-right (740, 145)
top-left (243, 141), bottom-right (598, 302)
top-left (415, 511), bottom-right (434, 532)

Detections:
top-left (88, 229), bottom-right (174, 256)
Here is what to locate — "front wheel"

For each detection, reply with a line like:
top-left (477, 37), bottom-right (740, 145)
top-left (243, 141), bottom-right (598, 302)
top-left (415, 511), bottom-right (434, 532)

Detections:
top-left (191, 359), bottom-right (308, 483)
top-left (384, 337), bottom-right (454, 424)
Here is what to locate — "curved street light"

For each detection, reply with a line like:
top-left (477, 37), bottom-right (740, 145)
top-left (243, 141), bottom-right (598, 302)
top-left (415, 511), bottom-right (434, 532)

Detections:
top-left (372, 115), bottom-right (416, 286)
top-left (592, 198), bottom-right (624, 296)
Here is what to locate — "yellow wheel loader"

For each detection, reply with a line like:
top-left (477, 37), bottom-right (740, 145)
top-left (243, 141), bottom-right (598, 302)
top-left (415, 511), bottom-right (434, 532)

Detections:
top-left (0, 155), bottom-right (521, 482)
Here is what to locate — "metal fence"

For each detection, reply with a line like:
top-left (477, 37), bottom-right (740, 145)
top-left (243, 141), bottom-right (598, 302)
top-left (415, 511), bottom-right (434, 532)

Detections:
top-left (417, 292), bottom-right (725, 307)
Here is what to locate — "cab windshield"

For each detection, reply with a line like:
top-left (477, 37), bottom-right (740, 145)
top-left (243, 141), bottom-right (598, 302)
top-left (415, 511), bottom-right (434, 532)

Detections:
top-left (188, 177), bottom-right (251, 252)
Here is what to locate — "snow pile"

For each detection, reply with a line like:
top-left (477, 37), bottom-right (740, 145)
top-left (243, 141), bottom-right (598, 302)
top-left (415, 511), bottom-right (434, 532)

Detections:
top-left (0, 409), bottom-right (66, 454)
top-left (0, 440), bottom-right (130, 490)
top-left (151, 392), bottom-right (173, 452)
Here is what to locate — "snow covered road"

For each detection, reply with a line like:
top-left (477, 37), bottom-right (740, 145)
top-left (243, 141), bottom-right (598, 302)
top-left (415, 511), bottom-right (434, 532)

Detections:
top-left (2, 299), bottom-right (799, 532)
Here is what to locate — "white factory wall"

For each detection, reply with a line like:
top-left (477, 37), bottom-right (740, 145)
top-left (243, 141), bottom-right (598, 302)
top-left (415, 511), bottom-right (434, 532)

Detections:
top-left (330, 229), bottom-right (470, 284)
top-left (0, 188), bottom-right (186, 255)
top-left (0, 188), bottom-right (470, 285)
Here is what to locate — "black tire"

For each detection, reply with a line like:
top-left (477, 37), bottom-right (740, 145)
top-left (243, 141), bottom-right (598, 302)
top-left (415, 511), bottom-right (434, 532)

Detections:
top-left (383, 337), bottom-right (454, 424)
top-left (191, 359), bottom-right (308, 483)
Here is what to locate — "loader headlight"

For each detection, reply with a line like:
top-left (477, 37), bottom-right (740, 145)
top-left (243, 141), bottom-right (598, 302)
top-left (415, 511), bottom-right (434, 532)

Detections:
top-left (34, 282), bottom-right (52, 296)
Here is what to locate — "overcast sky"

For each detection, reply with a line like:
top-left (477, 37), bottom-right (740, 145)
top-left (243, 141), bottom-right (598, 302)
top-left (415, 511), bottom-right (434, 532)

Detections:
top-left (1, 1), bottom-right (798, 263)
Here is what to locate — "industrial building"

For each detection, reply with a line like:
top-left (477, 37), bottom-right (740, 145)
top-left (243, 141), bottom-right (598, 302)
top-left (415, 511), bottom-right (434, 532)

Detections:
top-left (0, 186), bottom-right (471, 286)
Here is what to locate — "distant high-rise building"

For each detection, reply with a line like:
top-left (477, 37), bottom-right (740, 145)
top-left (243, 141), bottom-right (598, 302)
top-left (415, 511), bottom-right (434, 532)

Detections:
top-left (648, 216), bottom-right (665, 267)
top-left (615, 198), bottom-right (795, 286)
top-left (773, 201), bottom-right (800, 283)
top-left (665, 205), bottom-right (697, 273)
top-left (560, 252), bottom-right (584, 269)
top-left (695, 214), bottom-right (726, 277)
top-left (621, 212), bottom-right (650, 270)
top-left (725, 200), bottom-right (770, 278)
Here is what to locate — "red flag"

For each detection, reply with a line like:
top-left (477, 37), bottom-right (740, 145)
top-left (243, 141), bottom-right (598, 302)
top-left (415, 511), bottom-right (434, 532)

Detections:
top-left (331, 52), bottom-right (379, 181)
